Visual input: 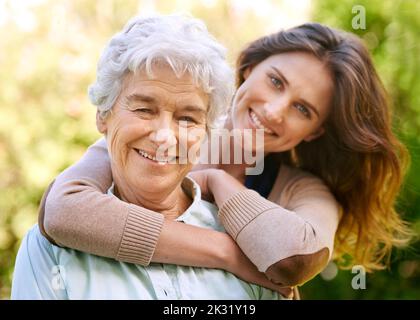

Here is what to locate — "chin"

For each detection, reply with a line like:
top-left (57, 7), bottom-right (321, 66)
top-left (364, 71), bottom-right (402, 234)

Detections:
top-left (265, 142), bottom-right (295, 154)
top-left (138, 171), bottom-right (181, 189)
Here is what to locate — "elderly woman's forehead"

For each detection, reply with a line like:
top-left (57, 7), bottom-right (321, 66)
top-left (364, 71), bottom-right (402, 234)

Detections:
top-left (126, 63), bottom-right (193, 83)
top-left (121, 70), bottom-right (209, 106)
top-left (124, 68), bottom-right (207, 94)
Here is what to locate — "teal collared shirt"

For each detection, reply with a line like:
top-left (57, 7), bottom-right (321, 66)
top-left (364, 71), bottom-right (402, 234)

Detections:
top-left (11, 178), bottom-right (280, 300)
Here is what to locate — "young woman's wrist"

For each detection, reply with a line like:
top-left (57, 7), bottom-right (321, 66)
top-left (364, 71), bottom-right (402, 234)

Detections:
top-left (207, 169), bottom-right (226, 194)
top-left (208, 169), bottom-right (246, 209)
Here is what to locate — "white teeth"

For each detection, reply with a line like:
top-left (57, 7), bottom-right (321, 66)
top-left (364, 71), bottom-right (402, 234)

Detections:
top-left (138, 150), bottom-right (157, 161)
top-left (137, 149), bottom-right (176, 164)
top-left (250, 110), bottom-right (274, 134)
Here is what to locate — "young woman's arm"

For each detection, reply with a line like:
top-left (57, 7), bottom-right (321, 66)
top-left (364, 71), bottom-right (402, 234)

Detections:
top-left (39, 138), bottom-right (291, 294)
top-left (201, 168), bottom-right (340, 287)
top-left (41, 138), bottom-right (227, 266)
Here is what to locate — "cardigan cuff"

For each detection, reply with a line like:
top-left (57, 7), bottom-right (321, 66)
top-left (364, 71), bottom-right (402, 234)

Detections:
top-left (116, 205), bottom-right (164, 266)
top-left (219, 189), bottom-right (278, 240)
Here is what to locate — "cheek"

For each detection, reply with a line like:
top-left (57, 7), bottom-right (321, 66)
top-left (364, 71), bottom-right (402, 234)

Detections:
top-left (116, 118), bottom-right (151, 140)
top-left (108, 123), bottom-right (147, 160)
top-left (232, 94), bottom-right (253, 128)
top-left (233, 84), bottom-right (254, 111)
top-left (234, 82), bottom-right (247, 102)
top-left (187, 126), bottom-right (206, 143)
top-left (108, 125), bottom-right (129, 150)
top-left (184, 128), bottom-right (206, 162)
top-left (283, 119), bottom-right (317, 142)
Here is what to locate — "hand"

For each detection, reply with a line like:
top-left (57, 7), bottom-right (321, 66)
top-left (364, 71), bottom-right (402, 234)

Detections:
top-left (221, 234), bottom-right (294, 299)
top-left (187, 169), bottom-right (220, 202)
top-left (206, 169), bottom-right (247, 209)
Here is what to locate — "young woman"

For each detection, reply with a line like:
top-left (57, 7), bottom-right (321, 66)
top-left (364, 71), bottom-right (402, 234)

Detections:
top-left (39, 23), bottom-right (411, 295)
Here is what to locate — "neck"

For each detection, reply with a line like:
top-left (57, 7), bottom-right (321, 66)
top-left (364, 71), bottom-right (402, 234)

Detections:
top-left (114, 183), bottom-right (192, 220)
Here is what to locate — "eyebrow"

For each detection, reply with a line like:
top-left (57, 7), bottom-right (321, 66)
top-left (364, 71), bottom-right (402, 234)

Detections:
top-left (178, 105), bottom-right (207, 114)
top-left (271, 65), bottom-right (320, 119)
top-left (126, 93), bottom-right (206, 114)
top-left (126, 93), bottom-right (157, 104)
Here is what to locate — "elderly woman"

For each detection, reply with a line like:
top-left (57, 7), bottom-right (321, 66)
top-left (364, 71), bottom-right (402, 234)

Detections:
top-left (11, 15), bottom-right (282, 299)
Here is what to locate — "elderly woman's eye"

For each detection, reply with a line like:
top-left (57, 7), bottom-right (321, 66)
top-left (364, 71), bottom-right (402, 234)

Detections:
top-left (135, 108), bottom-right (153, 114)
top-left (178, 116), bottom-right (197, 124)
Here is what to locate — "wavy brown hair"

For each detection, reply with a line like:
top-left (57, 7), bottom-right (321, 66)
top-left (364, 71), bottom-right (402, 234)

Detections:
top-left (237, 23), bottom-right (412, 271)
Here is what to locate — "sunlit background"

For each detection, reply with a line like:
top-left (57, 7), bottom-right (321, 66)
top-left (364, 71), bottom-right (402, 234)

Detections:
top-left (0, 0), bottom-right (419, 299)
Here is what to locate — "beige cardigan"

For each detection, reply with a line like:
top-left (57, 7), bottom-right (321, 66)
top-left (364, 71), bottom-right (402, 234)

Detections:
top-left (39, 138), bottom-right (340, 286)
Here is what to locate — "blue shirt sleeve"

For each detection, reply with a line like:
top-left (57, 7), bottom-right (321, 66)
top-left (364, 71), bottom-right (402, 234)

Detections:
top-left (11, 225), bottom-right (68, 300)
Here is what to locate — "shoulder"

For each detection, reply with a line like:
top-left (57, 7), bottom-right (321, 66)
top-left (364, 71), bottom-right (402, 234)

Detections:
top-left (22, 224), bottom-right (57, 258)
top-left (12, 224), bottom-right (67, 299)
top-left (279, 165), bottom-right (331, 193)
top-left (276, 165), bottom-right (340, 213)
top-left (13, 224), bottom-right (58, 283)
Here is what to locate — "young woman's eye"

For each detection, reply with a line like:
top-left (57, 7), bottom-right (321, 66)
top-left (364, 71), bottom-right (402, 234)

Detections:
top-left (270, 76), bottom-right (283, 89)
top-left (294, 104), bottom-right (311, 119)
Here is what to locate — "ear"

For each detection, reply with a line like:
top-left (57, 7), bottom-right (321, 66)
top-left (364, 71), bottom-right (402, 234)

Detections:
top-left (303, 126), bottom-right (325, 142)
top-left (96, 111), bottom-right (108, 134)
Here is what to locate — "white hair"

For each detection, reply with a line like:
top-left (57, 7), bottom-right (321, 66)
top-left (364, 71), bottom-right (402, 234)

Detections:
top-left (88, 14), bottom-right (234, 129)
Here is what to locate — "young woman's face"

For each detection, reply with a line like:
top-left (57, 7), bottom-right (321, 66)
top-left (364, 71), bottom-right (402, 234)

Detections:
top-left (232, 52), bottom-right (334, 153)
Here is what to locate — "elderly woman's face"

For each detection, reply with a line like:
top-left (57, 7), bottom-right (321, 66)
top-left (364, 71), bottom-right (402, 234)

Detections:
top-left (97, 64), bottom-right (208, 200)
top-left (232, 52), bottom-right (333, 153)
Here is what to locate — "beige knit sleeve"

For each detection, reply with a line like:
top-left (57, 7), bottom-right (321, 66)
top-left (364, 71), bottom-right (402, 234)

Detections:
top-left (43, 138), bottom-right (164, 265)
top-left (219, 166), bottom-right (340, 274)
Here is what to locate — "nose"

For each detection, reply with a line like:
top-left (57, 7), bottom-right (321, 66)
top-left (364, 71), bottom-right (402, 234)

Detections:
top-left (148, 114), bottom-right (177, 147)
top-left (263, 100), bottom-right (286, 124)
top-left (150, 128), bottom-right (177, 145)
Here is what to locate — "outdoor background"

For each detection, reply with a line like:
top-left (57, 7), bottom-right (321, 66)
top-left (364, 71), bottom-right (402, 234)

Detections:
top-left (0, 0), bottom-right (419, 299)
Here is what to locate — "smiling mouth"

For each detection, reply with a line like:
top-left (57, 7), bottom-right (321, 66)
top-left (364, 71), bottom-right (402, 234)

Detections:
top-left (248, 109), bottom-right (275, 135)
top-left (134, 148), bottom-right (177, 164)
